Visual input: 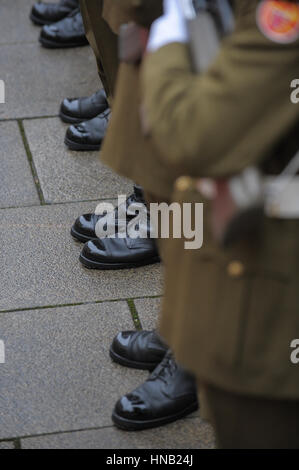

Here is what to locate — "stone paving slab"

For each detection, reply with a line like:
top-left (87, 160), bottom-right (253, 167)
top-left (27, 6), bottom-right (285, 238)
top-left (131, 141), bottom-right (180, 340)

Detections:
top-left (0, 0), bottom-right (41, 46)
top-left (0, 43), bottom-right (98, 120)
top-left (0, 202), bottom-right (163, 312)
top-left (0, 302), bottom-right (149, 440)
top-left (134, 297), bottom-right (162, 331)
top-left (0, 121), bottom-right (39, 208)
top-left (24, 118), bottom-right (132, 203)
top-left (21, 418), bottom-right (215, 449)
top-left (0, 441), bottom-right (15, 449)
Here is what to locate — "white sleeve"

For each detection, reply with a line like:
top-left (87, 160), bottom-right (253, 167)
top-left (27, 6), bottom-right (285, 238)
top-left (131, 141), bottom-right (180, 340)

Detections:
top-left (147, 0), bottom-right (189, 52)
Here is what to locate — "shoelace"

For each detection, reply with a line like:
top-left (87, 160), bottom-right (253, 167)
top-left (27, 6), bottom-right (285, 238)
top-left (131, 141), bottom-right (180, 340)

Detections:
top-left (101, 108), bottom-right (111, 120)
top-left (95, 192), bottom-right (150, 235)
top-left (91, 90), bottom-right (107, 105)
top-left (148, 352), bottom-right (177, 385)
top-left (114, 193), bottom-right (145, 219)
top-left (68, 9), bottom-right (81, 28)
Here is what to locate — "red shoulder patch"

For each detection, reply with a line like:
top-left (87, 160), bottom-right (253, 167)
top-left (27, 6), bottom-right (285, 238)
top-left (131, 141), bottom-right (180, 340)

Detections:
top-left (257, 0), bottom-right (299, 43)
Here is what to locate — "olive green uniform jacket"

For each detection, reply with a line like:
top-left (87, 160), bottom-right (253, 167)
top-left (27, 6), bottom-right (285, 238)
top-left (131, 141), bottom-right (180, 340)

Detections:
top-left (141, 0), bottom-right (299, 400)
top-left (103, 0), bottom-right (299, 400)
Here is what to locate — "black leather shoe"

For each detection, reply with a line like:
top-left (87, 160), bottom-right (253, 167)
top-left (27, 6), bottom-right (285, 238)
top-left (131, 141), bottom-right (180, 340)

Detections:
top-left (30, 0), bottom-right (79, 26)
top-left (60, 89), bottom-right (108, 124)
top-left (71, 213), bottom-right (102, 243)
top-left (71, 186), bottom-right (146, 243)
top-left (39, 9), bottom-right (88, 48)
top-left (112, 351), bottom-right (198, 431)
top-left (65, 109), bottom-right (110, 151)
top-left (110, 330), bottom-right (168, 371)
top-left (80, 237), bottom-right (160, 270)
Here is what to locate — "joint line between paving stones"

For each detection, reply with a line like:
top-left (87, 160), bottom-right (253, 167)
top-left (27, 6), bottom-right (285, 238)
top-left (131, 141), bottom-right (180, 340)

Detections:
top-left (0, 425), bottom-right (121, 443)
top-left (0, 197), bottom-right (118, 211)
top-left (0, 296), bottom-right (162, 315)
top-left (127, 299), bottom-right (143, 330)
top-left (17, 120), bottom-right (45, 205)
top-left (0, 415), bottom-right (200, 444)
top-left (14, 439), bottom-right (21, 450)
top-left (0, 41), bottom-right (38, 47)
top-left (0, 115), bottom-right (59, 123)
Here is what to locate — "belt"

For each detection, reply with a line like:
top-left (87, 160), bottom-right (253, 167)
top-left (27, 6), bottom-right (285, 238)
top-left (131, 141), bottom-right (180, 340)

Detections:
top-left (265, 176), bottom-right (299, 219)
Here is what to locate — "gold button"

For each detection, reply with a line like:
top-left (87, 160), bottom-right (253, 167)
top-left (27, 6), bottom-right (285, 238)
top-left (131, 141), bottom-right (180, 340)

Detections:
top-left (268, 203), bottom-right (280, 217)
top-left (227, 261), bottom-right (244, 278)
top-left (175, 176), bottom-right (193, 192)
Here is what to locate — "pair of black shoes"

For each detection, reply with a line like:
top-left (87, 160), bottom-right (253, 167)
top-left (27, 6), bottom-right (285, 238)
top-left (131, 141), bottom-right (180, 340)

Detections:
top-left (64, 94), bottom-right (157, 268)
top-left (64, 93), bottom-right (157, 267)
top-left (60, 89), bottom-right (110, 151)
top-left (30, 0), bottom-right (88, 49)
top-left (110, 330), bottom-right (198, 430)
top-left (72, 185), bottom-right (160, 269)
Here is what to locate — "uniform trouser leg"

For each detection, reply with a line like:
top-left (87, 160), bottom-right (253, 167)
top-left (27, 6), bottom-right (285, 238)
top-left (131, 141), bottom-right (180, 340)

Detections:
top-left (201, 383), bottom-right (299, 449)
top-left (79, 0), bottom-right (119, 102)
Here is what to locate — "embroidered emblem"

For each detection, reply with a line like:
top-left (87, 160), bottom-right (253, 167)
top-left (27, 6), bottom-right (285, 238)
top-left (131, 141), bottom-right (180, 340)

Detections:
top-left (257, 0), bottom-right (299, 43)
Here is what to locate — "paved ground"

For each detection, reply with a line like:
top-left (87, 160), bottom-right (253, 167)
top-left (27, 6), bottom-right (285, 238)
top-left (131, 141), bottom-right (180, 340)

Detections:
top-left (0, 0), bottom-right (215, 449)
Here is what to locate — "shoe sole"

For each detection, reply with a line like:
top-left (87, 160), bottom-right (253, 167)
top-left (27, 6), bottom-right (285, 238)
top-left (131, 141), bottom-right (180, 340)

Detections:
top-left (59, 110), bottom-right (85, 125)
top-left (71, 226), bottom-right (97, 243)
top-left (30, 12), bottom-right (54, 26)
top-left (109, 347), bottom-right (158, 372)
top-left (112, 401), bottom-right (199, 431)
top-left (39, 36), bottom-right (89, 49)
top-left (65, 135), bottom-right (101, 151)
top-left (59, 106), bottom-right (109, 125)
top-left (79, 252), bottom-right (161, 270)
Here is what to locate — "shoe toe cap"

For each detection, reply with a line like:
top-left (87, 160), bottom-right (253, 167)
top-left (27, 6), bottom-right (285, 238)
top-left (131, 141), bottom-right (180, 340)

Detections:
top-left (61, 98), bottom-right (80, 117)
top-left (31, 3), bottom-right (46, 20)
top-left (82, 240), bottom-right (106, 259)
top-left (32, 3), bottom-right (70, 24)
top-left (111, 331), bottom-right (136, 356)
top-left (66, 123), bottom-right (87, 142)
top-left (114, 393), bottom-right (147, 420)
top-left (73, 214), bottom-right (96, 236)
top-left (40, 23), bottom-right (59, 40)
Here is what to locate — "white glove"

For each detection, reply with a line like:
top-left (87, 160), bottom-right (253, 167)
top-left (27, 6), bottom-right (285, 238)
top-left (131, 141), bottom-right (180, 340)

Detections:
top-left (147, 0), bottom-right (189, 53)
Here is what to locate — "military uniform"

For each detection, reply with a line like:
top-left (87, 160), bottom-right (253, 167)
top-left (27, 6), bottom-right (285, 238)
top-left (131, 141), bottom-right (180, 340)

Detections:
top-left (141, 0), bottom-right (299, 448)
top-left (79, 0), bottom-right (161, 100)
top-left (141, 0), bottom-right (299, 395)
top-left (100, 0), bottom-right (175, 202)
top-left (102, 0), bottom-right (163, 30)
top-left (102, 0), bottom-right (299, 447)
top-left (79, 0), bottom-right (122, 100)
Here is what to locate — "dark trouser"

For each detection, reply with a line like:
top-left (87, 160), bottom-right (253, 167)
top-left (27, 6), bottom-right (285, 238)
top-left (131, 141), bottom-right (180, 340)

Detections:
top-left (79, 0), bottom-right (119, 102)
top-left (202, 384), bottom-right (299, 449)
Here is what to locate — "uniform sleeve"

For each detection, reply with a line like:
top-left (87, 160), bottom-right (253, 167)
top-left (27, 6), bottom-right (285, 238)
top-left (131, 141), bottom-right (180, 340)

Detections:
top-left (110, 0), bottom-right (163, 27)
top-left (141, 6), bottom-right (299, 178)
